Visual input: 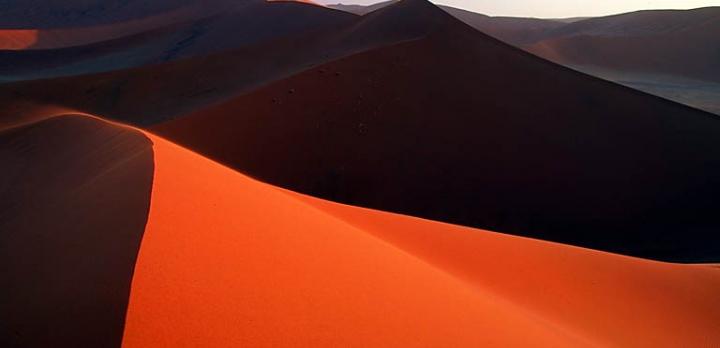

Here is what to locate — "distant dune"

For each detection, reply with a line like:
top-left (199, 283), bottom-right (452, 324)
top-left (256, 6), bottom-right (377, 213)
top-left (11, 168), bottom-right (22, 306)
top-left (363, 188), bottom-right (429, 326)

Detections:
top-left (328, 0), bottom-right (397, 15)
top-left (439, 6), bottom-right (566, 45)
top-left (154, 0), bottom-right (720, 262)
top-left (3, 113), bottom-right (719, 347)
top-left (0, 1), bottom-right (356, 81)
top-left (527, 7), bottom-right (720, 83)
top-left (0, 0), bottom-right (441, 123)
top-left (0, 3), bottom-right (232, 50)
top-left (521, 7), bottom-right (720, 114)
top-left (329, 2), bottom-right (720, 114)
top-left (329, 1), bottom-right (568, 45)
top-left (0, 0), bottom-right (251, 29)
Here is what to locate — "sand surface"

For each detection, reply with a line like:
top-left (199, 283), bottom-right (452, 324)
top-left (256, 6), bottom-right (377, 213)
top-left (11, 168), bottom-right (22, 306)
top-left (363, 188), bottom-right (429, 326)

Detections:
top-left (121, 123), bottom-right (720, 347)
top-left (152, 0), bottom-right (720, 262)
top-left (0, 115), bottom-right (154, 347)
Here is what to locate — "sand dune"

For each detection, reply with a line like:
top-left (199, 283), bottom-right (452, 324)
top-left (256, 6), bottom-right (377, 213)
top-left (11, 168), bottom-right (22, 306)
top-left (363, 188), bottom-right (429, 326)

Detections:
top-left (0, 1), bottom-right (355, 81)
top-left (0, 0), bottom-right (441, 124)
top-left (3, 0), bottom-right (720, 346)
top-left (326, 3), bottom-right (720, 114)
top-left (523, 7), bottom-right (720, 114)
top-left (328, 0), bottom-right (397, 15)
top-left (0, 3), bottom-right (236, 50)
top-left (293, 193), bottom-right (720, 347)
top-left (525, 7), bottom-right (720, 82)
top-left (439, 6), bottom-right (565, 45)
top-left (0, 0), bottom-right (252, 29)
top-left (0, 0), bottom-right (243, 50)
top-left (2, 111), bottom-right (718, 346)
top-left (0, 115), bottom-right (154, 347)
top-left (154, 0), bottom-right (720, 262)
top-left (329, 1), bottom-right (569, 45)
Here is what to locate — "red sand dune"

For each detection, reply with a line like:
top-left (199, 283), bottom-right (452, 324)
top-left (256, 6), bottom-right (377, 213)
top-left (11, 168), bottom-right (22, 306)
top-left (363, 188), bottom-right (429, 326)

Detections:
top-left (124, 122), bottom-right (720, 347)
top-left (2, 112), bottom-right (719, 346)
top-left (152, 0), bottom-right (720, 262)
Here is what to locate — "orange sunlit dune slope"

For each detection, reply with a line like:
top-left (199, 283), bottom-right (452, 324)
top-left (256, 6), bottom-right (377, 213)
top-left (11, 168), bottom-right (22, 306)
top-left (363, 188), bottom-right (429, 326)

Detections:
top-left (120, 127), bottom-right (720, 347)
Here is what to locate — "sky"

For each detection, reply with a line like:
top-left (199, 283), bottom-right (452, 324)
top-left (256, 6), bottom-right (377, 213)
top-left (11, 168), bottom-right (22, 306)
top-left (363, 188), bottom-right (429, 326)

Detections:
top-left (316, 0), bottom-right (718, 18)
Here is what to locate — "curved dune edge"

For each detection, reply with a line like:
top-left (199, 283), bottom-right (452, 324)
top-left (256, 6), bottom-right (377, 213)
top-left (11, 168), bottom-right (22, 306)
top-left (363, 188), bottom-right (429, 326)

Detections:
top-left (118, 123), bottom-right (720, 347)
top-left (0, 114), bottom-right (155, 347)
top-left (290, 192), bottom-right (720, 347)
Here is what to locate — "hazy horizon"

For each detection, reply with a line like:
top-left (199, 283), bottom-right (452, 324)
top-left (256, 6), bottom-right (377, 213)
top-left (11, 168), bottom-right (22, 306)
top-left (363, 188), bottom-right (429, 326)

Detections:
top-left (317, 0), bottom-right (717, 18)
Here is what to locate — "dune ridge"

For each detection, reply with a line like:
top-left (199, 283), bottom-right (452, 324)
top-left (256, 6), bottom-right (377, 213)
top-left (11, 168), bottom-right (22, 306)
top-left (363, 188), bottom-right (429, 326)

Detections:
top-left (1, 110), bottom-right (718, 346)
top-left (152, 0), bottom-right (720, 262)
top-left (127, 116), bottom-right (720, 347)
top-left (0, 114), bottom-right (154, 347)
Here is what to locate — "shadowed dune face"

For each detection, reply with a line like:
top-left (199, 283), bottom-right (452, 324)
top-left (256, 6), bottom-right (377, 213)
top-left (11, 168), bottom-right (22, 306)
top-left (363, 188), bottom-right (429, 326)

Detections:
top-left (122, 131), bottom-right (720, 347)
top-left (0, 0), bottom-right (256, 29)
top-left (525, 7), bottom-right (720, 83)
top-left (439, 6), bottom-right (565, 45)
top-left (0, 115), bottom-right (154, 347)
top-left (0, 2), bottom-right (240, 51)
top-left (326, 3), bottom-right (720, 114)
top-left (0, 114), bottom-right (717, 346)
top-left (153, 0), bottom-right (720, 262)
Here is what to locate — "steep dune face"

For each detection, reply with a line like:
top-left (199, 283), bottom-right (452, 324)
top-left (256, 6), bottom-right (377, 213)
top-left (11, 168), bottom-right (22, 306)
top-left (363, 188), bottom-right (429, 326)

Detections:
top-left (123, 130), bottom-right (720, 347)
top-left (0, 115), bottom-right (154, 347)
top-left (124, 132), bottom-right (583, 347)
top-left (154, 0), bottom-right (720, 262)
top-left (329, 1), bottom-right (566, 45)
top-left (1, 113), bottom-right (718, 346)
top-left (0, 1), bottom-right (356, 81)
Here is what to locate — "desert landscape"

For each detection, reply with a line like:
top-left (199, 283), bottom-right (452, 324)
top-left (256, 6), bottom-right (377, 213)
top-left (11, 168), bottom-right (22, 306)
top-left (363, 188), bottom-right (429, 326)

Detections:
top-left (2, 0), bottom-right (719, 347)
